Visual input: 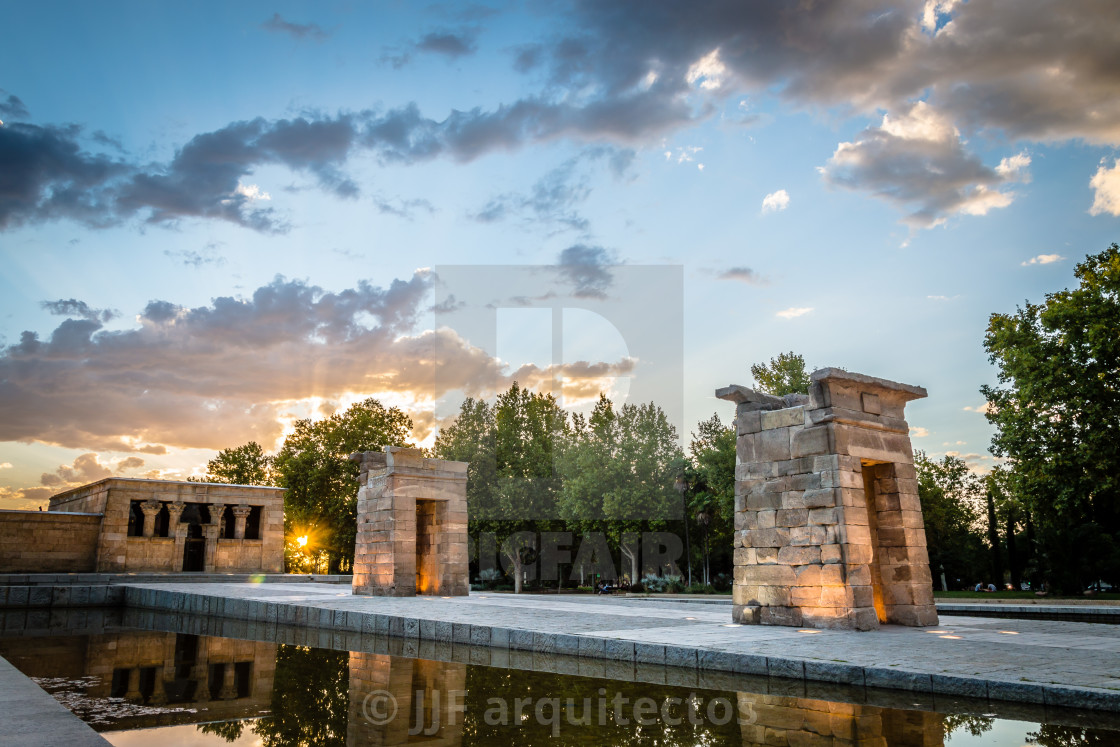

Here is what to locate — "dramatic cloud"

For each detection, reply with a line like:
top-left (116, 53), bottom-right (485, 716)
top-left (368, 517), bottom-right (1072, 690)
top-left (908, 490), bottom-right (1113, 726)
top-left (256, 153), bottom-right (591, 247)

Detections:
top-left (776, 307), bottom-right (813, 319)
top-left (820, 103), bottom-right (1030, 227)
top-left (5, 2), bottom-right (1119, 235)
top-left (761, 189), bottom-right (790, 213)
top-left (1089, 158), bottom-right (1120, 217)
top-left (261, 13), bottom-right (330, 42)
top-left (717, 267), bottom-right (764, 285)
top-left (0, 271), bottom-right (633, 453)
top-left (1021, 254), bottom-right (1065, 266)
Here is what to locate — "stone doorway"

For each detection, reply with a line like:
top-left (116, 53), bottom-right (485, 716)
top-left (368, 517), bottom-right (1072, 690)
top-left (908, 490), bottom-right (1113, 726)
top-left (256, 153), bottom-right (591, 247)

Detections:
top-left (183, 524), bottom-right (205, 572)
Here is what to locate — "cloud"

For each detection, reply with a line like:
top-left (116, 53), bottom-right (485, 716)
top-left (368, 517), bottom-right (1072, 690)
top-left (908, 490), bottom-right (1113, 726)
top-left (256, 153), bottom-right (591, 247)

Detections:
top-left (1089, 158), bottom-right (1120, 216)
top-left (372, 195), bottom-right (437, 220)
top-left (927, 294), bottom-right (959, 300)
top-left (717, 267), bottom-right (765, 285)
top-left (40, 453), bottom-right (113, 486)
top-left (165, 241), bottom-right (227, 268)
top-left (416, 30), bottom-right (479, 59)
top-left (963, 402), bottom-right (994, 414)
top-left (0, 271), bottom-right (635, 455)
top-left (761, 189), bottom-right (790, 213)
top-left (261, 13), bottom-right (330, 42)
top-left (6, 2), bottom-right (1120, 236)
top-left (0, 89), bottom-right (30, 121)
top-left (1021, 253), bottom-right (1065, 266)
top-left (820, 103), bottom-right (1030, 228)
top-left (0, 463), bottom-right (11, 469)
top-left (41, 299), bottom-right (118, 323)
top-left (910, 426), bottom-right (929, 438)
top-left (557, 245), bottom-right (617, 299)
top-left (776, 307), bottom-right (813, 319)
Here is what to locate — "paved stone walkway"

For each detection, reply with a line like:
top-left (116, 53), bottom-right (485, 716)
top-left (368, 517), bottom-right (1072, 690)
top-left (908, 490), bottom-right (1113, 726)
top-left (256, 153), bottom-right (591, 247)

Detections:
top-left (121, 583), bottom-right (1120, 712)
top-left (0, 654), bottom-right (109, 745)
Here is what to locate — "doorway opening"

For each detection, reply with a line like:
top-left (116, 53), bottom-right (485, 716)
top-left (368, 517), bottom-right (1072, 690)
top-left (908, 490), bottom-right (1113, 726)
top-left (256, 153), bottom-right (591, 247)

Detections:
top-left (415, 500), bottom-right (438, 594)
top-left (860, 460), bottom-right (888, 623)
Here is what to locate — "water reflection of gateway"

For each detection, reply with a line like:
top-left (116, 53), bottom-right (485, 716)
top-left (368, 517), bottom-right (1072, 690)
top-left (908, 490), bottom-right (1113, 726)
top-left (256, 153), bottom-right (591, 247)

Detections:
top-left (0, 630), bottom-right (275, 731)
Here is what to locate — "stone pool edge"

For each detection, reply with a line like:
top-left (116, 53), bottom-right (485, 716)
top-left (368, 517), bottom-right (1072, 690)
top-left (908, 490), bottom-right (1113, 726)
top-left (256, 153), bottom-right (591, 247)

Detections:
top-left (122, 584), bottom-right (1120, 714)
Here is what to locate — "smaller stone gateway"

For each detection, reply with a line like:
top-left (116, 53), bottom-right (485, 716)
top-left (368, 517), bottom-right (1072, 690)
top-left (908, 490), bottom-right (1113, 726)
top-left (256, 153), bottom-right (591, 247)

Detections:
top-left (718, 368), bottom-right (938, 631)
top-left (350, 446), bottom-right (469, 597)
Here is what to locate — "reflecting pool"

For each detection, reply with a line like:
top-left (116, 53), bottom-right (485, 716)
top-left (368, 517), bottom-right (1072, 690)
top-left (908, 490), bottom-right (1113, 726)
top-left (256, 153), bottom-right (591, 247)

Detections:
top-left (1, 607), bottom-right (1116, 745)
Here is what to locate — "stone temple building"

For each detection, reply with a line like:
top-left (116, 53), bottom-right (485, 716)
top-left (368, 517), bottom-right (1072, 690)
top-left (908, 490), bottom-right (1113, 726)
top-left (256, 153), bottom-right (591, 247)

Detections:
top-left (718, 368), bottom-right (938, 631)
top-left (0, 478), bottom-right (284, 574)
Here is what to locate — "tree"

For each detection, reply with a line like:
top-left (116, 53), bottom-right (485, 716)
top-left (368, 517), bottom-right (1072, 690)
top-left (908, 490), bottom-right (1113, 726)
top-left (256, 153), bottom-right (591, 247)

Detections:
top-left (273, 397), bottom-right (412, 573)
top-left (982, 244), bottom-right (1120, 592)
top-left (437, 383), bottom-right (567, 593)
top-left (688, 413), bottom-right (737, 587)
top-left (914, 452), bottom-right (987, 589)
top-left (203, 441), bottom-right (274, 485)
top-left (750, 351), bottom-right (811, 396)
top-left (557, 396), bottom-right (683, 583)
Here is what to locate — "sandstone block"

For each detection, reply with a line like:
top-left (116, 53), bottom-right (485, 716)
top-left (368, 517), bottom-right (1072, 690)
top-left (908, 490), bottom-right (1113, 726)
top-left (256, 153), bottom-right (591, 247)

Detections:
top-left (777, 546), bottom-right (820, 565)
top-left (791, 426), bottom-right (830, 458)
top-left (761, 407), bottom-right (806, 430)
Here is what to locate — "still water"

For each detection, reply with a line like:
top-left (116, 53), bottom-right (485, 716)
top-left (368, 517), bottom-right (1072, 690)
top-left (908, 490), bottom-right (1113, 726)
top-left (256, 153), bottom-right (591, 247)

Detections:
top-left (0, 607), bottom-right (1116, 746)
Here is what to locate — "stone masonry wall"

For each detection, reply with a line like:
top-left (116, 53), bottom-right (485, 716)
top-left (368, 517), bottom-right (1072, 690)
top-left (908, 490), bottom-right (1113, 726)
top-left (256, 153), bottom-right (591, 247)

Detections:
top-left (0, 510), bottom-right (102, 573)
top-left (352, 447), bottom-right (469, 597)
top-left (720, 368), bottom-right (938, 631)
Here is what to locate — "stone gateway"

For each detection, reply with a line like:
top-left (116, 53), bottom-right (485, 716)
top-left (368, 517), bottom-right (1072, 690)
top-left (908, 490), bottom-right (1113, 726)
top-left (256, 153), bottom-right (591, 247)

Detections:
top-left (718, 368), bottom-right (938, 631)
top-left (350, 446), bottom-right (469, 597)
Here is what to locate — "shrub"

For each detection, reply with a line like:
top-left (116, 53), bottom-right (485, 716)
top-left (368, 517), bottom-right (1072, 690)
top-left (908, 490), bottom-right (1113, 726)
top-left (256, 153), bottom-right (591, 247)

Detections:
top-left (478, 568), bottom-right (504, 590)
top-left (641, 574), bottom-right (684, 593)
top-left (712, 573), bottom-right (732, 592)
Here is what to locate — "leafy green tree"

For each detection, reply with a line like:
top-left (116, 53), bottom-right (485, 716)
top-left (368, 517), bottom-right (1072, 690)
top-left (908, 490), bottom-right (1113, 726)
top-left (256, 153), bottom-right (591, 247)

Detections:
top-left (203, 441), bottom-right (274, 485)
top-left (273, 398), bottom-right (412, 573)
top-left (982, 244), bottom-right (1120, 592)
top-left (751, 351), bottom-right (811, 396)
top-left (687, 413), bottom-right (736, 586)
top-left (557, 396), bottom-right (683, 583)
top-left (914, 452), bottom-right (987, 589)
top-left (436, 383), bottom-right (568, 592)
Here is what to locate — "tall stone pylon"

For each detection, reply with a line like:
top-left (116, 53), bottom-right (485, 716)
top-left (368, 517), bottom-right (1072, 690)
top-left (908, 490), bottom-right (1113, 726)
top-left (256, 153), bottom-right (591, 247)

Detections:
top-left (350, 446), bottom-right (469, 597)
top-left (718, 369), bottom-right (938, 630)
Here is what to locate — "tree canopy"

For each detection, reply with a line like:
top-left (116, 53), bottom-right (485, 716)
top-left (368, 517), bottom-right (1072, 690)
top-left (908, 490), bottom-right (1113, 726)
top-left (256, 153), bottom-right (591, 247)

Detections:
top-left (981, 243), bottom-right (1120, 591)
top-left (750, 351), bottom-right (811, 395)
top-left (273, 397), bottom-right (412, 573)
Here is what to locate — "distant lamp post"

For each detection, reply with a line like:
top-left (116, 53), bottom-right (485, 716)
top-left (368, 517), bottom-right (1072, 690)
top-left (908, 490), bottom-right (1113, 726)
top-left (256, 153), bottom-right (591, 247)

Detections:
top-left (674, 475), bottom-right (693, 587)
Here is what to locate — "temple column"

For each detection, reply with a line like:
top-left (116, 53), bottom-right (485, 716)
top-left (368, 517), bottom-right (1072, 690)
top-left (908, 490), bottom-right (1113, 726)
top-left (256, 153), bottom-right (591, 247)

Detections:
top-left (140, 500), bottom-right (162, 538)
top-left (232, 504), bottom-right (251, 539)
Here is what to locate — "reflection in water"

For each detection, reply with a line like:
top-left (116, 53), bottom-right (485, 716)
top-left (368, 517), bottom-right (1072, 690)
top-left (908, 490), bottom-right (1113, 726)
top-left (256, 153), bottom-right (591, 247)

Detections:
top-left (0, 613), bottom-right (1116, 746)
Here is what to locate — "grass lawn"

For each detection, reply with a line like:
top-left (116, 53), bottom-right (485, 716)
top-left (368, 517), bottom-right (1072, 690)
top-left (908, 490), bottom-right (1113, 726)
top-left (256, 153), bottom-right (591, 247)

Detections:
top-left (934, 590), bottom-right (1120, 601)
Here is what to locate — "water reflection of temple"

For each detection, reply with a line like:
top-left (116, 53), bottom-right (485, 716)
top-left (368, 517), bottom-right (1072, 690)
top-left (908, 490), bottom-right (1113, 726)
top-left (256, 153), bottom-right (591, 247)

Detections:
top-left (0, 631), bottom-right (275, 731)
top-left (348, 652), bottom-right (467, 746)
top-left (739, 693), bottom-right (944, 746)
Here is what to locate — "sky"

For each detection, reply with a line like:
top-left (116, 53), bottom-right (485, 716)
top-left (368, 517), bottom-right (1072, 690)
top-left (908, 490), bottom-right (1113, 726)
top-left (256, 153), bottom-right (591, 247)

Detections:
top-left (1, 0), bottom-right (1119, 508)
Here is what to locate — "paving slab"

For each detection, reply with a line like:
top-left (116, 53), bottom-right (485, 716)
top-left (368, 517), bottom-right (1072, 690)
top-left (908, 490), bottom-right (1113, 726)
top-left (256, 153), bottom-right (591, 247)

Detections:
top-left (121, 582), bottom-right (1120, 713)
